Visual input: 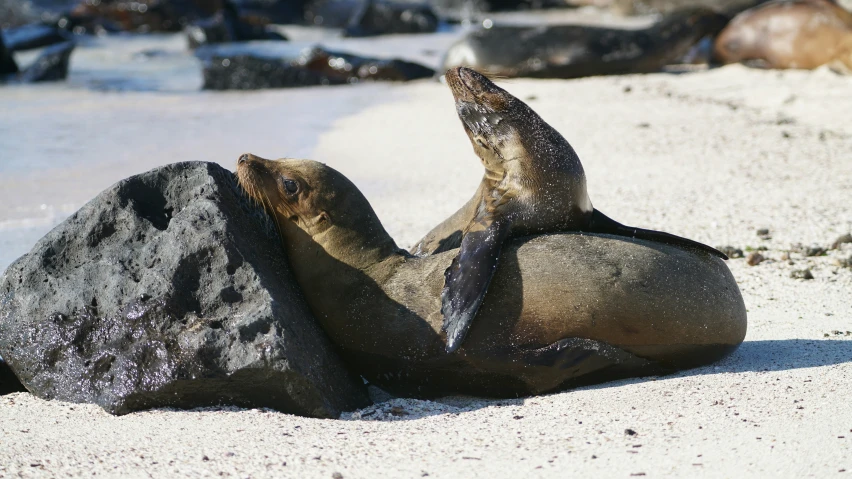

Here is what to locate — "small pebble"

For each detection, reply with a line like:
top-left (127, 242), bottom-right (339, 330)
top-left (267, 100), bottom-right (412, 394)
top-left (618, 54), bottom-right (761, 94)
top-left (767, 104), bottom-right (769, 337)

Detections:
top-left (746, 252), bottom-right (765, 266)
top-left (625, 429), bottom-right (637, 436)
top-left (756, 228), bottom-right (771, 239)
top-left (332, 473), bottom-right (344, 479)
top-left (790, 269), bottom-right (814, 280)
top-left (797, 245), bottom-right (826, 257)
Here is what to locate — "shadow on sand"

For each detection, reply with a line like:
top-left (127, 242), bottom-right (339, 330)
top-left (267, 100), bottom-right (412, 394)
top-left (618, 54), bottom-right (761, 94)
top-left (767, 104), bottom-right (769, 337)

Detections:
top-left (343, 338), bottom-right (852, 421)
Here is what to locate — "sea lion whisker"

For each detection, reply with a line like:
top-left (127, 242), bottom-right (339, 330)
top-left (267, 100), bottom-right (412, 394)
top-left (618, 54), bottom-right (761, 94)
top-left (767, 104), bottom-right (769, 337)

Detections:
top-left (259, 188), bottom-right (284, 238)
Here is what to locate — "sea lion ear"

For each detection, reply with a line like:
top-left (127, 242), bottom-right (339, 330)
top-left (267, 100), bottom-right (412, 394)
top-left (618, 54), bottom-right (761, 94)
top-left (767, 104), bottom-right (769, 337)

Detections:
top-left (441, 217), bottom-right (512, 353)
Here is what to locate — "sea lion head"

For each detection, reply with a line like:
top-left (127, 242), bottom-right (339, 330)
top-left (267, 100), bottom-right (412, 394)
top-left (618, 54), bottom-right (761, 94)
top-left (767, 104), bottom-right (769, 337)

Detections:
top-left (235, 153), bottom-right (398, 268)
top-left (445, 66), bottom-right (570, 178)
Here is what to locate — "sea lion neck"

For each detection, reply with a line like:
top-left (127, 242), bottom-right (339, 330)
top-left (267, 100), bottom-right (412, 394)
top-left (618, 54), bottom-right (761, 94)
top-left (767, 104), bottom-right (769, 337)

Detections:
top-left (236, 155), bottom-right (402, 273)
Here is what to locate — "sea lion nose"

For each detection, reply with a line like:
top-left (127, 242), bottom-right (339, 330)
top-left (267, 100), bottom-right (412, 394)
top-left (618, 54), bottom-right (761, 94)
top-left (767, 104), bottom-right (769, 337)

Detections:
top-left (238, 154), bottom-right (250, 165)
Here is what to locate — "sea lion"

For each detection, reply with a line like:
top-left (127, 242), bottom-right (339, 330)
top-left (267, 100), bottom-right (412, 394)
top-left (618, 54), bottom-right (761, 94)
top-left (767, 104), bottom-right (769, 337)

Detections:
top-left (412, 67), bottom-right (727, 352)
top-left (713, 0), bottom-right (852, 71)
top-left (235, 154), bottom-right (747, 398)
top-left (441, 8), bottom-right (730, 78)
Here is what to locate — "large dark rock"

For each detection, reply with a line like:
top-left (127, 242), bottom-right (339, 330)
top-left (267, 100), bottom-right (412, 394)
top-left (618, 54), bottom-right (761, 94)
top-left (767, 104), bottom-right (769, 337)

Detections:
top-left (199, 43), bottom-right (434, 89)
top-left (0, 162), bottom-right (370, 417)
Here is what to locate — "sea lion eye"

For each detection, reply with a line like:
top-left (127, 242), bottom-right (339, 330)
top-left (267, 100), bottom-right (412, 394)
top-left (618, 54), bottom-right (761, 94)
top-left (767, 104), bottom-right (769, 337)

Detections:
top-left (280, 178), bottom-right (299, 195)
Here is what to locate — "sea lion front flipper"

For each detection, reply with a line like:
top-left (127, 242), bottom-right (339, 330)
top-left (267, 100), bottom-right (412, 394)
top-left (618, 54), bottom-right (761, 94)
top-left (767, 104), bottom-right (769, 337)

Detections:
top-left (441, 218), bottom-right (512, 353)
top-left (587, 209), bottom-right (729, 260)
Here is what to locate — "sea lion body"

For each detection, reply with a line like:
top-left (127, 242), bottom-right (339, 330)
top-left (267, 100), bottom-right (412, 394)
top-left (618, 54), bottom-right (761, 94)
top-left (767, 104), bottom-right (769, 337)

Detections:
top-left (236, 155), bottom-right (747, 398)
top-left (416, 68), bottom-right (726, 352)
top-left (441, 8), bottom-right (730, 78)
top-left (713, 0), bottom-right (852, 71)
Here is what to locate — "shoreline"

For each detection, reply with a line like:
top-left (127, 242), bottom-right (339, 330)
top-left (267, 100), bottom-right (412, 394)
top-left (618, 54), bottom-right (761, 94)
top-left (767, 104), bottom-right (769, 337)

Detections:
top-left (0, 82), bottom-right (405, 272)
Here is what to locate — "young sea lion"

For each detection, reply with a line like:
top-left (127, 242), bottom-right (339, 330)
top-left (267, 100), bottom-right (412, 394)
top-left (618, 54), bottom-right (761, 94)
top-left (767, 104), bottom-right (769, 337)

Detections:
top-left (713, 0), bottom-right (852, 71)
top-left (235, 154), bottom-right (746, 398)
top-left (413, 67), bottom-right (727, 352)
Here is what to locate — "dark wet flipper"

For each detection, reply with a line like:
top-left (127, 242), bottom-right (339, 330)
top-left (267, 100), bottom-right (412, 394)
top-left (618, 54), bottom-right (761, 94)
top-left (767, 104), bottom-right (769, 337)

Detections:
top-left (587, 209), bottom-right (728, 260)
top-left (441, 219), bottom-right (512, 353)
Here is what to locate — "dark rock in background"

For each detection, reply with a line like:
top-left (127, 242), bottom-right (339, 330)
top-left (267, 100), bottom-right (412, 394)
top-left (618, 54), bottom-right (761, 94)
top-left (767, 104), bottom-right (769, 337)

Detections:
top-left (0, 29), bottom-right (18, 74)
top-left (17, 40), bottom-right (75, 82)
top-left (0, 359), bottom-right (26, 395)
top-left (66, 0), bottom-right (221, 33)
top-left (1, 34), bottom-right (74, 83)
top-left (305, 0), bottom-right (438, 35)
top-left (199, 43), bottom-right (434, 89)
top-left (2, 23), bottom-right (69, 51)
top-left (232, 0), bottom-right (309, 25)
top-left (0, 162), bottom-right (370, 417)
top-left (344, 0), bottom-right (438, 37)
top-left (186, 0), bottom-right (286, 49)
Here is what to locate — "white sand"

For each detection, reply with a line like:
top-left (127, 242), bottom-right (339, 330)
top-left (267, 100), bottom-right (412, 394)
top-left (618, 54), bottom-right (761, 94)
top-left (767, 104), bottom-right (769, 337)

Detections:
top-left (2, 65), bottom-right (852, 478)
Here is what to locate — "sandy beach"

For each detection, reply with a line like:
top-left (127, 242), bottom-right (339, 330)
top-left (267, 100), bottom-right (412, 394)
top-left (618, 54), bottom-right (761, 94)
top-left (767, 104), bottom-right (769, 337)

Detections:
top-left (1, 64), bottom-right (851, 477)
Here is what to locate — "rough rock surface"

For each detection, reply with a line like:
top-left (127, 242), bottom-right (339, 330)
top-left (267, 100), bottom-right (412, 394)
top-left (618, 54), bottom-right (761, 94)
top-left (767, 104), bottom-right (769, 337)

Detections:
top-left (0, 161), bottom-right (370, 417)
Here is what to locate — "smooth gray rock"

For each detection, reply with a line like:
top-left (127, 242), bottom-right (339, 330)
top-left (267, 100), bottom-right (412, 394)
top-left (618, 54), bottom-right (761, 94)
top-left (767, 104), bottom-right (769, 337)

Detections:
top-left (0, 162), bottom-right (370, 417)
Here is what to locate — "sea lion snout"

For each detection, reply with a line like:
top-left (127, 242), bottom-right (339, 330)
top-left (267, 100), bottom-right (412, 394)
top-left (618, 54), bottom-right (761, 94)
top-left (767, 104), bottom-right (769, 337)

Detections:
top-left (457, 67), bottom-right (502, 96)
top-left (237, 153), bottom-right (266, 168)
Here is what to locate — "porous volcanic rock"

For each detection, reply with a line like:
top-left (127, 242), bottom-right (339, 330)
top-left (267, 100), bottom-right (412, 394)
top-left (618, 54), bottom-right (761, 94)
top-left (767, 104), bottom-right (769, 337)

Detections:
top-left (0, 162), bottom-right (370, 417)
top-left (199, 43), bottom-right (434, 89)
